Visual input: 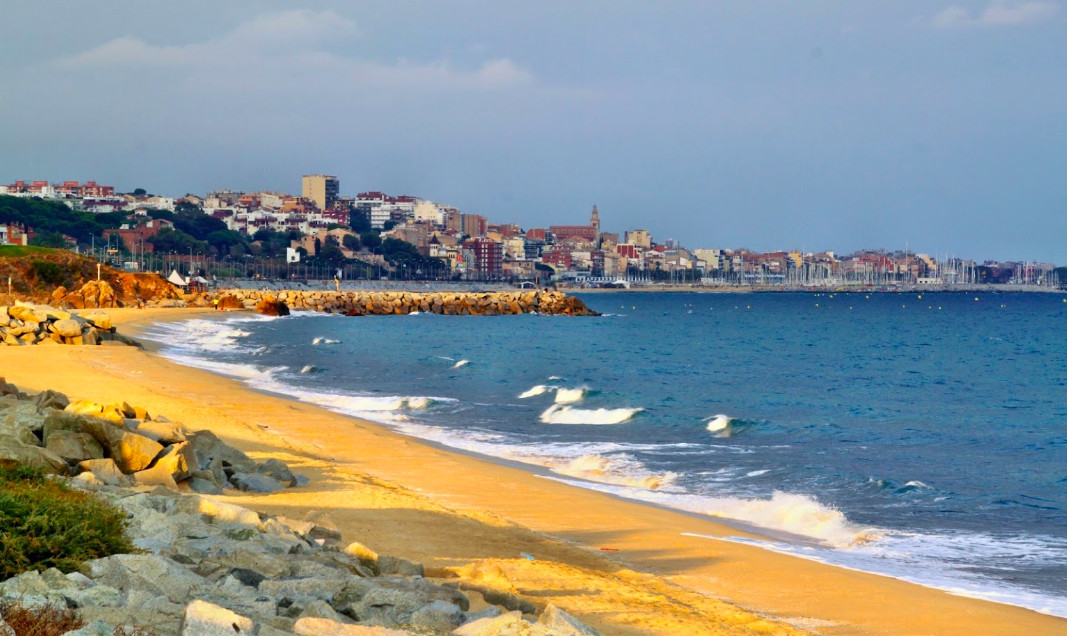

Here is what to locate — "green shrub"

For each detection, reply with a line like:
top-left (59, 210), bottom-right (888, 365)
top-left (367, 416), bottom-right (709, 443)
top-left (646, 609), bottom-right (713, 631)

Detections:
top-left (29, 260), bottom-right (66, 287)
top-left (0, 461), bottom-right (135, 579)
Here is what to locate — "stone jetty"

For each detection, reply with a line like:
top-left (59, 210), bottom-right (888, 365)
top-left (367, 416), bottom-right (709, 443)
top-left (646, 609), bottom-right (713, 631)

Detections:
top-left (0, 380), bottom-right (600, 636)
top-left (214, 290), bottom-right (600, 317)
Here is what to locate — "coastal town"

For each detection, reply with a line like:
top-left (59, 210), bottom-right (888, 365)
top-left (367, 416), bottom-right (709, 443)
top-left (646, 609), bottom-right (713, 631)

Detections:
top-left (1, 175), bottom-right (1062, 289)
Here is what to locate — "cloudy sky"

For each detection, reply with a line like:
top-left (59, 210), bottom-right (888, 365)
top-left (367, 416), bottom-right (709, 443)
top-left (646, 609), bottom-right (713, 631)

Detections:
top-left (1, 1), bottom-right (1064, 261)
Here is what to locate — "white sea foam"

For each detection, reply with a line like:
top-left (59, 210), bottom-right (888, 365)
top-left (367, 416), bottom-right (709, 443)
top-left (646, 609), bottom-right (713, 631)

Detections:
top-left (553, 387), bottom-right (587, 404)
top-left (539, 404), bottom-right (642, 425)
top-left (299, 365), bottom-right (318, 374)
top-left (545, 478), bottom-right (874, 547)
top-left (453, 360), bottom-right (470, 369)
top-left (518, 385), bottom-right (549, 398)
top-left (312, 337), bottom-right (340, 345)
top-left (696, 531), bottom-right (1067, 618)
top-left (706, 414), bottom-right (733, 435)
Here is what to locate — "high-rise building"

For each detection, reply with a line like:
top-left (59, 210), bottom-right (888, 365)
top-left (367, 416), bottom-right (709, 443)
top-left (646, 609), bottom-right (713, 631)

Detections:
top-left (302, 175), bottom-right (339, 211)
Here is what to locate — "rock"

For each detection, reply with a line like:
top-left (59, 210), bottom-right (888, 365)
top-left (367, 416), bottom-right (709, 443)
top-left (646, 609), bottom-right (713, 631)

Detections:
top-left (76, 458), bottom-right (134, 487)
top-left (343, 542), bottom-right (379, 572)
top-left (132, 462), bottom-right (179, 490)
top-left (34, 389), bottom-right (70, 411)
top-left (411, 599), bottom-right (465, 632)
top-left (64, 584), bottom-right (126, 609)
top-left (81, 417), bottom-right (164, 473)
top-left (133, 419), bottom-right (188, 444)
top-left (89, 554), bottom-right (207, 604)
top-left (0, 439), bottom-right (68, 474)
top-left (80, 310), bottom-right (113, 330)
top-left (51, 318), bottom-right (84, 338)
top-left (0, 378), bottom-right (18, 397)
top-left (453, 611), bottom-right (529, 636)
top-left (293, 618), bottom-right (416, 635)
top-left (179, 496), bottom-right (261, 526)
top-left (378, 555), bottom-right (424, 578)
top-left (59, 620), bottom-right (116, 636)
top-left (258, 577), bottom-right (350, 604)
top-left (152, 441), bottom-right (197, 481)
top-left (537, 604), bottom-right (600, 635)
top-left (227, 568), bottom-right (266, 589)
top-left (255, 296), bottom-right (290, 317)
top-left (333, 578), bottom-right (468, 628)
top-left (300, 599), bottom-right (349, 623)
top-left (187, 430), bottom-right (257, 474)
top-left (45, 430), bottom-right (105, 463)
top-left (178, 599), bottom-right (253, 636)
top-left (0, 401), bottom-right (46, 444)
top-left (188, 476), bottom-right (224, 494)
top-left (257, 458), bottom-right (295, 484)
top-left (230, 472), bottom-right (284, 494)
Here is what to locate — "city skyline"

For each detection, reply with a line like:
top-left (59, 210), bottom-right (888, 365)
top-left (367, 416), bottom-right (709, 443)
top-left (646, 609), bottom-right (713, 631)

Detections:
top-left (1, 2), bottom-right (1064, 262)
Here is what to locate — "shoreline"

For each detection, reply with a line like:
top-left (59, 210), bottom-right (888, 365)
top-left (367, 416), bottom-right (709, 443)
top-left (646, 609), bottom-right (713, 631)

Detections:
top-left (2, 307), bottom-right (1065, 635)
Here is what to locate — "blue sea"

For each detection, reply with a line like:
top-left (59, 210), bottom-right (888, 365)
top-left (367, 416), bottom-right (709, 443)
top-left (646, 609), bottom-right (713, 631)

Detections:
top-left (141, 291), bottom-right (1067, 616)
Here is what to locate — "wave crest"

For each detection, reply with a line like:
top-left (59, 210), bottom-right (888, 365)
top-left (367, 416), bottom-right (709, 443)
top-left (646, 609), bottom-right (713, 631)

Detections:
top-left (539, 404), bottom-right (642, 425)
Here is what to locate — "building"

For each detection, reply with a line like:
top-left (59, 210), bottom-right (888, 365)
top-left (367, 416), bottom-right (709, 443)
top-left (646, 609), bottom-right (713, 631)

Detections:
top-left (302, 175), bottom-right (339, 211)
top-left (464, 238), bottom-right (503, 278)
top-left (625, 229), bottom-right (652, 249)
top-left (0, 223), bottom-right (30, 246)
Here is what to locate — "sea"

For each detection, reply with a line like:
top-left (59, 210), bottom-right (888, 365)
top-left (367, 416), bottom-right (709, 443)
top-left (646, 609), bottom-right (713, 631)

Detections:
top-left (140, 291), bottom-right (1067, 617)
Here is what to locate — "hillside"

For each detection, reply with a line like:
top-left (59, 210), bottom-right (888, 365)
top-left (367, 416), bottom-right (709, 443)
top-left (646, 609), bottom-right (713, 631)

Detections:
top-left (0, 246), bottom-right (180, 306)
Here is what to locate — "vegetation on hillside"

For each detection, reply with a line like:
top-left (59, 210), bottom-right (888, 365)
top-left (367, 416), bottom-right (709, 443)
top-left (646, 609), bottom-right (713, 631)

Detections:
top-left (0, 196), bottom-right (123, 244)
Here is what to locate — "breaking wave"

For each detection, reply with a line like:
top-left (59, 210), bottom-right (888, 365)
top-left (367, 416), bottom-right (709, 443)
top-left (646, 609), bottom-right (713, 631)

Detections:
top-left (518, 385), bottom-right (549, 398)
top-left (706, 414), bottom-right (733, 435)
top-left (453, 359), bottom-right (470, 369)
top-left (312, 337), bottom-right (340, 345)
top-left (539, 404), bottom-right (642, 425)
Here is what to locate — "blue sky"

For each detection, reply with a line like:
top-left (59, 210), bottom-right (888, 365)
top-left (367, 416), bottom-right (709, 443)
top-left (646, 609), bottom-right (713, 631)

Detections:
top-left (1, 1), bottom-right (1064, 262)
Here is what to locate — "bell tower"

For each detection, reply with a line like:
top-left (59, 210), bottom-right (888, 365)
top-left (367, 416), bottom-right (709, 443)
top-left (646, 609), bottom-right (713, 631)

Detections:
top-left (590, 204), bottom-right (600, 234)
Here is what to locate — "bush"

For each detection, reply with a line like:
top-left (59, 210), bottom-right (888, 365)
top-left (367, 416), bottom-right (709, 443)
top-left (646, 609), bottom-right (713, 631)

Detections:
top-left (0, 599), bottom-right (84, 636)
top-left (29, 260), bottom-right (66, 287)
top-left (0, 461), bottom-right (135, 579)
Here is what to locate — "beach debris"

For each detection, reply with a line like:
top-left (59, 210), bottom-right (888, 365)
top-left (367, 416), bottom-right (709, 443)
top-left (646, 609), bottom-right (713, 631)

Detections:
top-left (0, 303), bottom-right (140, 347)
top-left (519, 552), bottom-right (535, 561)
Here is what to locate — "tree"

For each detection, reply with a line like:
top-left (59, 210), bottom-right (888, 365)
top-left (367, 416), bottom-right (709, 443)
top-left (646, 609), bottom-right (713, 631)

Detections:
top-left (360, 232), bottom-right (381, 251)
top-left (132, 188), bottom-right (147, 197)
top-left (349, 205), bottom-right (371, 233)
top-left (342, 234), bottom-right (361, 252)
top-left (30, 231), bottom-right (69, 249)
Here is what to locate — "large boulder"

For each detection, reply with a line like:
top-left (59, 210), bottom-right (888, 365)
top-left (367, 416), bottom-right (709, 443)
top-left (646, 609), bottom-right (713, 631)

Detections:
top-left (75, 458), bottom-right (134, 487)
top-left (81, 417), bottom-right (164, 473)
top-left (45, 430), bottom-right (105, 463)
top-left (50, 319), bottom-right (84, 338)
top-left (178, 599), bottom-right (253, 636)
top-left (255, 296), bottom-right (290, 317)
top-left (88, 554), bottom-right (206, 604)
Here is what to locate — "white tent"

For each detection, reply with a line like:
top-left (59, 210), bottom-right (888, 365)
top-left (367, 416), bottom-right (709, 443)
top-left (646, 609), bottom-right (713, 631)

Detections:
top-left (167, 270), bottom-right (188, 286)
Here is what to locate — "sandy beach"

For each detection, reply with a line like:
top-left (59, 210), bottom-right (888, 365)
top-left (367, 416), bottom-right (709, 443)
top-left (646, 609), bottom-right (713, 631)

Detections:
top-left (1, 306), bottom-right (1064, 636)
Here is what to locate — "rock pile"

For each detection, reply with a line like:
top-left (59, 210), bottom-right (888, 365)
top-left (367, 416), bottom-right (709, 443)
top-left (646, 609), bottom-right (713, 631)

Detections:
top-left (0, 381), bottom-right (601, 636)
top-left (0, 381), bottom-right (306, 495)
top-left (215, 290), bottom-right (599, 317)
top-left (0, 303), bottom-right (139, 347)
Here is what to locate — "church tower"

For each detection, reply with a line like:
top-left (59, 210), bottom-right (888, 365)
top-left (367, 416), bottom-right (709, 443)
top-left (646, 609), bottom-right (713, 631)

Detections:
top-left (590, 204), bottom-right (600, 234)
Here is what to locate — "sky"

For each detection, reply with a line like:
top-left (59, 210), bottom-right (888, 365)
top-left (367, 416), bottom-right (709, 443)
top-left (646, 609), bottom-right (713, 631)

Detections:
top-left (1, 1), bottom-right (1064, 262)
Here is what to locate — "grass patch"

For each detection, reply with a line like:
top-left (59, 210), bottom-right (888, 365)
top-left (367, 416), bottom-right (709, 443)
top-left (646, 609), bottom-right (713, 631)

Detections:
top-left (0, 461), bottom-right (135, 580)
top-left (0, 246), bottom-right (55, 259)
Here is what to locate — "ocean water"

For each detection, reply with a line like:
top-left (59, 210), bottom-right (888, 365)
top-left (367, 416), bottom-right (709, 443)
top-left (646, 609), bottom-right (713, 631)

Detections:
top-left (141, 292), bottom-right (1067, 616)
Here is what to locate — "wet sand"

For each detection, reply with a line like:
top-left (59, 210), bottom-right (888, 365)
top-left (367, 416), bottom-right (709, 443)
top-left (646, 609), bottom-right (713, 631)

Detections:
top-left (1, 306), bottom-right (1063, 635)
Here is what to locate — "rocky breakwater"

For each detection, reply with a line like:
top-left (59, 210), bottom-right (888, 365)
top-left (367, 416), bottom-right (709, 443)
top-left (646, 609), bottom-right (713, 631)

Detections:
top-left (0, 380), bottom-right (600, 636)
top-left (0, 303), bottom-right (139, 347)
top-left (217, 290), bottom-right (600, 317)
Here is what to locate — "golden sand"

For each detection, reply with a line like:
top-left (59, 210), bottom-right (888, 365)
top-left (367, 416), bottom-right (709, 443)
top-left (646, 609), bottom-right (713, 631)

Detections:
top-left (1, 306), bottom-right (1063, 635)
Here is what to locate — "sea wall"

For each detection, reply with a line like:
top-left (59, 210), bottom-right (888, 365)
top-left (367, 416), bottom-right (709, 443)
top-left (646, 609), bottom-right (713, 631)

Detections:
top-left (213, 289), bottom-right (600, 317)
